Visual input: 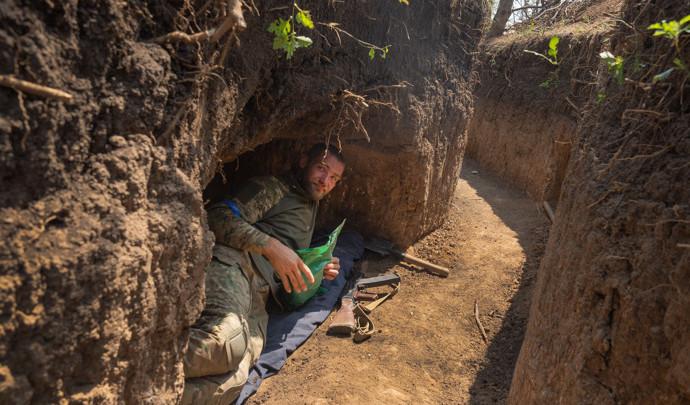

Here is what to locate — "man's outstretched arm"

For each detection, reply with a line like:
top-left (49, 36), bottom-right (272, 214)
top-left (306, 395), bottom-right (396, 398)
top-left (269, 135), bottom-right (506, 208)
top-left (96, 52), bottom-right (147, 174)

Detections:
top-left (207, 176), bottom-right (287, 255)
top-left (207, 176), bottom-right (314, 292)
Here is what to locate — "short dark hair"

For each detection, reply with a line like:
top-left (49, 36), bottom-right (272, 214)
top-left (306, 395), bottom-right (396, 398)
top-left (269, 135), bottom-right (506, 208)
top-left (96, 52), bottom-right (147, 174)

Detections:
top-left (306, 143), bottom-right (345, 165)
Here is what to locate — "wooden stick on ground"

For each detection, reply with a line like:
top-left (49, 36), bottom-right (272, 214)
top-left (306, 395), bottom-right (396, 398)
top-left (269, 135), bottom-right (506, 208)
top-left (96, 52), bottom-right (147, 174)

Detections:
top-left (474, 300), bottom-right (488, 344)
top-left (0, 75), bottom-right (73, 102)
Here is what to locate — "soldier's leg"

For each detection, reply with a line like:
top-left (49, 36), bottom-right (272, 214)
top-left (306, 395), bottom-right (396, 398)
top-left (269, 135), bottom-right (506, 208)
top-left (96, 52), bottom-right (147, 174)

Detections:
top-left (183, 258), bottom-right (252, 378)
top-left (181, 258), bottom-right (270, 405)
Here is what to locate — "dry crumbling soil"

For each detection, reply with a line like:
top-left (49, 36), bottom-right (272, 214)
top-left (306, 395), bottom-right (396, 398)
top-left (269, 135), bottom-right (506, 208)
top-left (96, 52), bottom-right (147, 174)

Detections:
top-left (4, 0), bottom-right (686, 402)
top-left (0, 1), bottom-right (484, 402)
top-left (245, 157), bottom-right (550, 404)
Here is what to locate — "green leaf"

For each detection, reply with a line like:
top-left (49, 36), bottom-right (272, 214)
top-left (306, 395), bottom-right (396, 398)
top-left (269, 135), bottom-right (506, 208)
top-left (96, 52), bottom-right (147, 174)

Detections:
top-left (295, 35), bottom-right (313, 47)
top-left (680, 15), bottom-right (690, 25)
top-left (285, 39), bottom-right (297, 59)
top-left (600, 51), bottom-right (614, 60)
top-left (296, 10), bottom-right (314, 29)
top-left (633, 57), bottom-right (645, 72)
top-left (269, 18), bottom-right (291, 36)
top-left (653, 67), bottom-right (674, 82)
top-left (369, 48), bottom-right (375, 60)
top-left (647, 22), bottom-right (662, 30)
top-left (547, 36), bottom-right (559, 60)
top-left (398, 0), bottom-right (409, 4)
top-left (600, 51), bottom-right (621, 67)
top-left (548, 36), bottom-right (559, 52)
top-left (268, 20), bottom-right (278, 33)
top-left (615, 66), bottom-right (624, 84)
top-left (273, 35), bottom-right (288, 50)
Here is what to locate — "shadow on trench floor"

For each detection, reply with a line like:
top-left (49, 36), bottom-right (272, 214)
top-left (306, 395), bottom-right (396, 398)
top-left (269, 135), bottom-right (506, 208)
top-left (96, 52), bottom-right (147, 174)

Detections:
top-left (459, 158), bottom-right (551, 404)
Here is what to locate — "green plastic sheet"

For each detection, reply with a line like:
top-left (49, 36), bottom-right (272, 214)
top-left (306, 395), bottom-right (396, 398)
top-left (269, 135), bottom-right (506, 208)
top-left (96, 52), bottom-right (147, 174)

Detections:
top-left (279, 219), bottom-right (346, 310)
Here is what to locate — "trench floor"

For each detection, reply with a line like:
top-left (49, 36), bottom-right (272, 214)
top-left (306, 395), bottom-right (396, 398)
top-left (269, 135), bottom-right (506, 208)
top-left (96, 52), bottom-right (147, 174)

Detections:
top-left (246, 157), bottom-right (551, 404)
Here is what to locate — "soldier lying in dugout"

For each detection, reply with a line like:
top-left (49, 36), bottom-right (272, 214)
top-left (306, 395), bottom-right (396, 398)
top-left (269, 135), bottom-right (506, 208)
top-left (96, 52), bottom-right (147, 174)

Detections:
top-left (181, 143), bottom-right (345, 405)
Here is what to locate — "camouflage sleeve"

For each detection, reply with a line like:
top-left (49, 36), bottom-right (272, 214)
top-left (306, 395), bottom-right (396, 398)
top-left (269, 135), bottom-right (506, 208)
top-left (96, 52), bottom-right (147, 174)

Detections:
top-left (207, 176), bottom-right (289, 255)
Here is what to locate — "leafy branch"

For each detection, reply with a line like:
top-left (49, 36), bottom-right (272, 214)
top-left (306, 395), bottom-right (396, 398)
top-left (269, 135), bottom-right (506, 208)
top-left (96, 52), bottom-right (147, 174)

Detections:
top-left (524, 35), bottom-right (560, 65)
top-left (649, 15), bottom-right (690, 56)
top-left (647, 15), bottom-right (690, 82)
top-left (269, 1), bottom-right (402, 60)
top-left (268, 3), bottom-right (314, 59)
top-left (600, 51), bottom-right (625, 84)
top-left (524, 35), bottom-right (560, 88)
top-left (318, 22), bottom-right (390, 59)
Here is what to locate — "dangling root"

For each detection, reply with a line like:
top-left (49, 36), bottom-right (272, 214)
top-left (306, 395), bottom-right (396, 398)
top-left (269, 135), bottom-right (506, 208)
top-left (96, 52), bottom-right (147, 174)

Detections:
top-left (331, 90), bottom-right (371, 142)
top-left (153, 0), bottom-right (246, 45)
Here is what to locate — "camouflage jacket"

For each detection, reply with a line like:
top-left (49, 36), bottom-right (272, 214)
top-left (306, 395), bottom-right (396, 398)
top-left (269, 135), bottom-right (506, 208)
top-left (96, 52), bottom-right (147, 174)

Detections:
top-left (207, 170), bottom-right (318, 301)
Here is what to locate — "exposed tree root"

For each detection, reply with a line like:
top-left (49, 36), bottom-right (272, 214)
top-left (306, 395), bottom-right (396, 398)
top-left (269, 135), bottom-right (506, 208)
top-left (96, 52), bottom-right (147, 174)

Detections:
top-left (329, 90), bottom-right (371, 142)
top-left (152, 0), bottom-right (246, 45)
top-left (0, 74), bottom-right (73, 102)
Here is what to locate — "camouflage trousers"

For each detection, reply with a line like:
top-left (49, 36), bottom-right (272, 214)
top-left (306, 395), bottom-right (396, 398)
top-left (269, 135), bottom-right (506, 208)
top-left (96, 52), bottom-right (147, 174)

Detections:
top-left (181, 251), bottom-right (270, 405)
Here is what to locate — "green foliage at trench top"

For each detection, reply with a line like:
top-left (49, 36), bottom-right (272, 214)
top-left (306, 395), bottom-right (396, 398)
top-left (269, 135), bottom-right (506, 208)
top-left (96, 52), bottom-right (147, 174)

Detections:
top-left (269, 1), bottom-right (407, 59)
top-left (648, 15), bottom-right (690, 82)
top-left (268, 5), bottom-right (314, 59)
top-left (524, 35), bottom-right (560, 65)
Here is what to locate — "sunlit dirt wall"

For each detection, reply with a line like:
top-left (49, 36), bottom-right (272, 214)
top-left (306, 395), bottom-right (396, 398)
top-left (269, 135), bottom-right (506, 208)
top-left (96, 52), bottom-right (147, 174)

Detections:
top-left (0, 0), bottom-right (484, 402)
top-left (509, 1), bottom-right (690, 402)
top-left (467, 32), bottom-right (607, 203)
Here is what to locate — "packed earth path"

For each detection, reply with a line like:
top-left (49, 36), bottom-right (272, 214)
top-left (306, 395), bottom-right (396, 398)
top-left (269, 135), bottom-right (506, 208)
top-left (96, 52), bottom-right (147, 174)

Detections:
top-left (246, 158), bottom-right (551, 404)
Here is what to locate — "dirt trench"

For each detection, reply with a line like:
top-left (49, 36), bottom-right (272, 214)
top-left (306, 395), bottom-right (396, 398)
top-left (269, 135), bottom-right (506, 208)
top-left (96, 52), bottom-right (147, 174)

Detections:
top-left (1, 0), bottom-right (689, 403)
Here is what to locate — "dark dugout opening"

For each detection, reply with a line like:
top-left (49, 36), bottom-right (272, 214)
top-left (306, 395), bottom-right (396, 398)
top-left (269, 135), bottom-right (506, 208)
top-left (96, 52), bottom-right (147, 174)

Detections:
top-left (202, 138), bottom-right (349, 233)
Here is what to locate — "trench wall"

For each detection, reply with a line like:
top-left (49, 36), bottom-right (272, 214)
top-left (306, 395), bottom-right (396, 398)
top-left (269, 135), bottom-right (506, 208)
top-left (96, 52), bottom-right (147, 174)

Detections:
top-left (0, 0), bottom-right (484, 402)
top-left (467, 32), bottom-right (607, 203)
top-left (509, 1), bottom-right (690, 402)
top-left (201, 0), bottom-right (485, 247)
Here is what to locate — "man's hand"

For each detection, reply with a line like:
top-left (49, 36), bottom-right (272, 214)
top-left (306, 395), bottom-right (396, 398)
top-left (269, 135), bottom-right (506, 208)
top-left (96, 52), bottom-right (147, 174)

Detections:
top-left (323, 257), bottom-right (340, 280)
top-left (262, 237), bottom-right (315, 293)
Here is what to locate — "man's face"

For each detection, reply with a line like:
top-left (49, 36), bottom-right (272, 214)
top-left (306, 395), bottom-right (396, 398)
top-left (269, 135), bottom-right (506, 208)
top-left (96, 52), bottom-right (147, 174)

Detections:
top-left (298, 153), bottom-right (345, 200)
